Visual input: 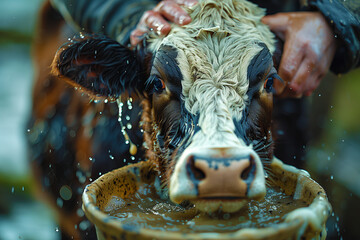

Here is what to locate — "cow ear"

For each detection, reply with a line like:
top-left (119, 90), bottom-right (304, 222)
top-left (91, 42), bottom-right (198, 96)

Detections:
top-left (51, 35), bottom-right (145, 99)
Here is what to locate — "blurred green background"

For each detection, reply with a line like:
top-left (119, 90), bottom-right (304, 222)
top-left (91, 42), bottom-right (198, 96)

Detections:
top-left (0, 0), bottom-right (359, 239)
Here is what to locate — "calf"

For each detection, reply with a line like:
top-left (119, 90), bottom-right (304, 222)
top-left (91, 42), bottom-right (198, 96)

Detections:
top-left (29, 0), bottom-right (281, 238)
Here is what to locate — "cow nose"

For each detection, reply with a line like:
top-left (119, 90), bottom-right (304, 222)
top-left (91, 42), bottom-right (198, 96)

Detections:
top-left (186, 150), bottom-right (256, 198)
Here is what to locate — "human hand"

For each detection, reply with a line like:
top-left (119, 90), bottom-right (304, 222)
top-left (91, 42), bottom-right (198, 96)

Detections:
top-left (262, 12), bottom-right (337, 97)
top-left (130, 0), bottom-right (198, 46)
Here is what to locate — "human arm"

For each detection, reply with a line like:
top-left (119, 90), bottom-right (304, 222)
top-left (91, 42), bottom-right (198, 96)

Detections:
top-left (50, 0), bottom-right (159, 45)
top-left (262, 0), bottom-right (360, 97)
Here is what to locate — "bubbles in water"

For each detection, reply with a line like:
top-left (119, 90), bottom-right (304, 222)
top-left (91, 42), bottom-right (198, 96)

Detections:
top-left (126, 115), bottom-right (130, 121)
top-left (131, 156), bottom-right (135, 161)
top-left (109, 155), bottom-right (114, 160)
top-left (11, 187), bottom-right (14, 194)
top-left (330, 175), bottom-right (334, 180)
top-left (127, 123), bottom-right (132, 129)
top-left (55, 227), bottom-right (59, 232)
top-left (104, 99), bottom-right (108, 103)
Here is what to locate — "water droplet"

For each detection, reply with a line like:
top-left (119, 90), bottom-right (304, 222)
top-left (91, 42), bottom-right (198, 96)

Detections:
top-left (104, 99), bottom-right (108, 103)
top-left (60, 185), bottom-right (73, 200)
top-left (57, 198), bottom-right (64, 208)
top-left (77, 208), bottom-right (85, 217)
top-left (79, 220), bottom-right (91, 231)
top-left (109, 155), bottom-right (114, 160)
top-left (55, 227), bottom-right (59, 232)
top-left (22, 186), bottom-right (24, 191)
top-left (330, 175), bottom-right (334, 180)
top-left (11, 187), bottom-right (14, 194)
top-left (126, 115), bottom-right (130, 121)
top-left (27, 129), bottom-right (30, 132)
top-left (129, 144), bottom-right (137, 155)
top-left (127, 123), bottom-right (132, 129)
top-left (318, 94), bottom-right (322, 97)
top-left (131, 156), bottom-right (135, 161)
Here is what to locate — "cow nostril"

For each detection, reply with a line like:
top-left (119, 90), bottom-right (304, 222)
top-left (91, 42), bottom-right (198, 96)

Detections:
top-left (187, 156), bottom-right (206, 181)
top-left (193, 165), bottom-right (206, 180)
top-left (240, 165), bottom-right (251, 180)
top-left (240, 155), bottom-right (255, 180)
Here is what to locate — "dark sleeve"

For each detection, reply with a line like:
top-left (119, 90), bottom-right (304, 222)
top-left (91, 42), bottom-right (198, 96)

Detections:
top-left (50, 0), bottom-right (159, 45)
top-left (306, 0), bottom-right (360, 74)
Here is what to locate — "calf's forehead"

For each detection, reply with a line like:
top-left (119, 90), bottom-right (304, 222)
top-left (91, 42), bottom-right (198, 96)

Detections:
top-left (159, 35), bottom-right (267, 117)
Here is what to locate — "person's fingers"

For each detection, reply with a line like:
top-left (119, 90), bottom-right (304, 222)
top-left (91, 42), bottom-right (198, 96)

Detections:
top-left (277, 35), bottom-right (305, 86)
top-left (155, 1), bottom-right (192, 25)
top-left (276, 84), bottom-right (303, 98)
top-left (174, 0), bottom-right (198, 7)
top-left (144, 10), bottom-right (172, 35)
top-left (262, 13), bottom-right (290, 40)
top-left (303, 70), bottom-right (325, 96)
top-left (130, 28), bottom-right (148, 46)
top-left (289, 59), bottom-right (315, 94)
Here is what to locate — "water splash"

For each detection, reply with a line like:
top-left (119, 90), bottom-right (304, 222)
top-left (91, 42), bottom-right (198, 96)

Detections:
top-left (117, 97), bottom-right (137, 156)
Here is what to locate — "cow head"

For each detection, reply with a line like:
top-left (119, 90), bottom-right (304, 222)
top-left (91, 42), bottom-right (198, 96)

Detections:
top-left (52, 0), bottom-right (281, 213)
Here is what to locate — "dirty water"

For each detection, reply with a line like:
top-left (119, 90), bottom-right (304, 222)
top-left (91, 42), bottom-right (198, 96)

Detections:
top-left (104, 183), bottom-right (307, 233)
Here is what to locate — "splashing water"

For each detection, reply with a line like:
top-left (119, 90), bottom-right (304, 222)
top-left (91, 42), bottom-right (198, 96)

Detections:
top-left (117, 97), bottom-right (137, 156)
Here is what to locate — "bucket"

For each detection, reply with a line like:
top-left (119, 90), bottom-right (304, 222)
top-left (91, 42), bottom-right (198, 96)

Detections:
top-left (82, 158), bottom-right (331, 240)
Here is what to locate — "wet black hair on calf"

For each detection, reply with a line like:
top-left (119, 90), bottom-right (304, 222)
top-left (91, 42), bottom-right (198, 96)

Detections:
top-left (52, 35), bottom-right (145, 98)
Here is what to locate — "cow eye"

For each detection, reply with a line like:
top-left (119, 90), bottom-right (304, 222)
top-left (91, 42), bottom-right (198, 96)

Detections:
top-left (153, 77), bottom-right (166, 93)
top-left (264, 77), bottom-right (274, 93)
top-left (146, 75), bottom-right (166, 94)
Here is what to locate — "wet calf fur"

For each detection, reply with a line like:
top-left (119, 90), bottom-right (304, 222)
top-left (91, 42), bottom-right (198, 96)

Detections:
top-left (52, 0), bottom-right (279, 212)
top-left (29, 0), bottom-right (281, 238)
